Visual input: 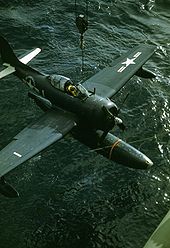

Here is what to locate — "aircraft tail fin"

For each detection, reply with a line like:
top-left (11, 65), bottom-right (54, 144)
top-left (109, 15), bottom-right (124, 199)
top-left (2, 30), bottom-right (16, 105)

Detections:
top-left (0, 35), bottom-right (19, 67)
top-left (0, 36), bottom-right (41, 79)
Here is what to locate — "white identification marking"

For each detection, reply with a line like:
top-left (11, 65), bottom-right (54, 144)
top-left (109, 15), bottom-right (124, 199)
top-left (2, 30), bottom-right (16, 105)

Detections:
top-left (13, 152), bottom-right (22, 158)
top-left (133, 52), bottom-right (142, 58)
top-left (117, 51), bottom-right (142, 73)
top-left (122, 58), bottom-right (135, 66)
top-left (118, 66), bottom-right (127, 73)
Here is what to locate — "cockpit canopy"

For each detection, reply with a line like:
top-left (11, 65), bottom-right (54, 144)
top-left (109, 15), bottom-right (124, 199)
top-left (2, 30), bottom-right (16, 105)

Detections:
top-left (49, 74), bottom-right (89, 99)
top-left (49, 74), bottom-right (72, 92)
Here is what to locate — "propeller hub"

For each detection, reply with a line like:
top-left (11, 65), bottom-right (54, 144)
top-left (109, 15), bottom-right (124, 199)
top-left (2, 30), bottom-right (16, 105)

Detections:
top-left (102, 105), bottom-right (126, 132)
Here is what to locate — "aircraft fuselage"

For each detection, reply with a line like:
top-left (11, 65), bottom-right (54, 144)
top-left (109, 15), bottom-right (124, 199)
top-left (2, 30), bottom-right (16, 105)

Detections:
top-left (15, 63), bottom-right (117, 132)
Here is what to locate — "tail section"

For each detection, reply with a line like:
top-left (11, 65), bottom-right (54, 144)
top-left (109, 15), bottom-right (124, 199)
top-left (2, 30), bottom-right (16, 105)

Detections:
top-left (0, 35), bottom-right (19, 67)
top-left (0, 35), bottom-right (41, 79)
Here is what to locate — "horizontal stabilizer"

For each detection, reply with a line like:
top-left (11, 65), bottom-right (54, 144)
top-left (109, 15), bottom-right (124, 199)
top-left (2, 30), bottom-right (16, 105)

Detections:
top-left (19, 48), bottom-right (41, 64)
top-left (0, 66), bottom-right (15, 79)
top-left (0, 48), bottom-right (41, 79)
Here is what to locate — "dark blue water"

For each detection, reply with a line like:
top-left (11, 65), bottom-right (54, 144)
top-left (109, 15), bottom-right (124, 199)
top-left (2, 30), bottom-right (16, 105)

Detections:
top-left (0, 1), bottom-right (169, 247)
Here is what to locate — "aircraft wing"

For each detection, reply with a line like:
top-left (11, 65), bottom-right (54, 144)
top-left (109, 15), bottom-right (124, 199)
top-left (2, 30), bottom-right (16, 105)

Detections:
top-left (0, 109), bottom-right (76, 177)
top-left (0, 48), bottom-right (41, 79)
top-left (83, 44), bottom-right (156, 98)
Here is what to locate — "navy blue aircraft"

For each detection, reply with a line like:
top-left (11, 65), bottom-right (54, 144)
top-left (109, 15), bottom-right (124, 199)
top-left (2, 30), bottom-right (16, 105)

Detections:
top-left (0, 36), bottom-right (156, 197)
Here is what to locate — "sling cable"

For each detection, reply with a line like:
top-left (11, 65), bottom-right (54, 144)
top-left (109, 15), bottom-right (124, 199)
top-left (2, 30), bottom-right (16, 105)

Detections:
top-left (75, 0), bottom-right (89, 71)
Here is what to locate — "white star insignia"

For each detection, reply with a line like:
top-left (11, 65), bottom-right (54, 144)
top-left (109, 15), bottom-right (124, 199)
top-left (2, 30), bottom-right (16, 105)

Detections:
top-left (117, 52), bottom-right (142, 73)
top-left (121, 58), bottom-right (136, 67)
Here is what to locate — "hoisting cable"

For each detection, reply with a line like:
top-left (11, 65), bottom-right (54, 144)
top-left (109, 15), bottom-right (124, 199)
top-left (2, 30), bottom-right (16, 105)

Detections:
top-left (75, 0), bottom-right (89, 72)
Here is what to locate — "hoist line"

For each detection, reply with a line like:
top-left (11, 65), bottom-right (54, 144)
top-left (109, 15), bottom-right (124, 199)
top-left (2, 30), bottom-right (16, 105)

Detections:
top-left (74, 1), bottom-right (89, 73)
